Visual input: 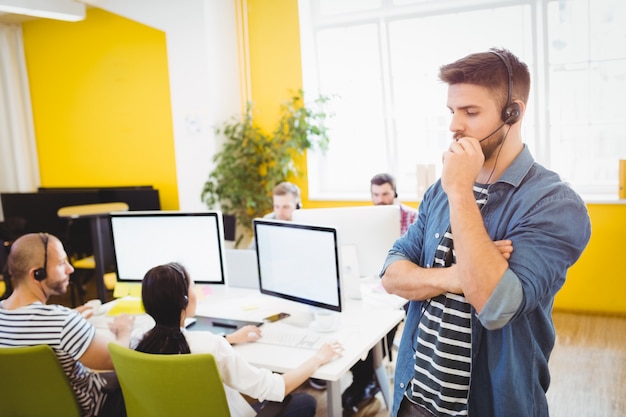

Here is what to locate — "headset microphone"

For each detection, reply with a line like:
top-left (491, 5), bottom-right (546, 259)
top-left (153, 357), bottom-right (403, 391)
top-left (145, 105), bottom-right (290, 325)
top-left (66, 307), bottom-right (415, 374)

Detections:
top-left (479, 122), bottom-right (507, 143)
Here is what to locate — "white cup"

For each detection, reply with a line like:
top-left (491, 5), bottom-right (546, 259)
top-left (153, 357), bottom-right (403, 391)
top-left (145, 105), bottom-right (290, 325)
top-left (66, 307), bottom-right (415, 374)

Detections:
top-left (313, 309), bottom-right (336, 331)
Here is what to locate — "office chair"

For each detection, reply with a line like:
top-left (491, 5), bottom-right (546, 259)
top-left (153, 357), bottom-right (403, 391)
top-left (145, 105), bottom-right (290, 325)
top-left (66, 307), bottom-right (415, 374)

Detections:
top-left (108, 343), bottom-right (290, 417)
top-left (0, 345), bottom-right (81, 417)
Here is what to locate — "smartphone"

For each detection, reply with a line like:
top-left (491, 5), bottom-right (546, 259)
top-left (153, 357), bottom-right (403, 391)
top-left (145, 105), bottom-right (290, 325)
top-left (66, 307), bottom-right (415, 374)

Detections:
top-left (263, 312), bottom-right (290, 323)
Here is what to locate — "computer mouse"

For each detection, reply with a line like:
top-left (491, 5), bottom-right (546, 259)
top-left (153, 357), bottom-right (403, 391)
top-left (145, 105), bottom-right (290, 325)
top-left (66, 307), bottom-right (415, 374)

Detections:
top-left (248, 332), bottom-right (260, 339)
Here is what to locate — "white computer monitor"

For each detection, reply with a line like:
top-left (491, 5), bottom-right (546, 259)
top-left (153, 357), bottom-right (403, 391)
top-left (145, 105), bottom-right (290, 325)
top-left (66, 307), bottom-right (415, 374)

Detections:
top-left (253, 218), bottom-right (342, 312)
top-left (109, 211), bottom-right (226, 284)
top-left (292, 205), bottom-right (401, 278)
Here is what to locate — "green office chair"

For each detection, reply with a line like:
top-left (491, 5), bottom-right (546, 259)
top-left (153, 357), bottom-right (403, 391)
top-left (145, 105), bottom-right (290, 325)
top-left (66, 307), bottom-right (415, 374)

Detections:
top-left (109, 343), bottom-right (291, 417)
top-left (109, 343), bottom-right (232, 417)
top-left (0, 345), bottom-right (81, 417)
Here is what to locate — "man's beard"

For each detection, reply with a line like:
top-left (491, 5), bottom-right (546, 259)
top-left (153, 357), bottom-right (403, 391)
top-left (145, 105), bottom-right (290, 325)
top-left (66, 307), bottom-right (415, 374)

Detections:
top-left (46, 279), bottom-right (69, 296)
top-left (481, 128), bottom-right (507, 161)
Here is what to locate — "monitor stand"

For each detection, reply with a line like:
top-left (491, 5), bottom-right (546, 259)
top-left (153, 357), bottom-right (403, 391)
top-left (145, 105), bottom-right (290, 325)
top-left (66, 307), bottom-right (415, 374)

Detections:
top-left (341, 244), bottom-right (362, 300)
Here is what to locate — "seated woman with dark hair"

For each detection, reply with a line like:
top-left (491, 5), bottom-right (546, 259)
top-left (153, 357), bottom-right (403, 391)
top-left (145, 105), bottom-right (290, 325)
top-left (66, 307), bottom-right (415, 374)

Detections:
top-left (134, 262), bottom-right (342, 417)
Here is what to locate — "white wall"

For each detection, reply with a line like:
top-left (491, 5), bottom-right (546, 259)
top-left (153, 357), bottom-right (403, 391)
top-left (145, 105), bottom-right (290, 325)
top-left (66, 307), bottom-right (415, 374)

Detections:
top-left (81, 0), bottom-right (242, 211)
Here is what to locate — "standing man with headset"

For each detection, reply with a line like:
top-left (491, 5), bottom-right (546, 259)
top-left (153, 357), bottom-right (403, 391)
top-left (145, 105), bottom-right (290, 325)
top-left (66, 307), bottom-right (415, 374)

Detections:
top-left (381, 48), bottom-right (590, 416)
top-left (0, 233), bottom-right (134, 417)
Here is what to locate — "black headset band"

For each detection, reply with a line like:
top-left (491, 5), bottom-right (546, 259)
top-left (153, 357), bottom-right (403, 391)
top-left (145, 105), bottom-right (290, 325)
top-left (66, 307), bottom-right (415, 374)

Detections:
top-left (489, 50), bottom-right (521, 125)
top-left (34, 233), bottom-right (49, 281)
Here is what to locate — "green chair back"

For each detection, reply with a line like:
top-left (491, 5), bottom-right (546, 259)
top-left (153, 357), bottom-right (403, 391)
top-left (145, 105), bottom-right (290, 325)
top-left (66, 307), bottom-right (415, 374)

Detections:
top-left (0, 345), bottom-right (81, 417)
top-left (108, 343), bottom-right (231, 417)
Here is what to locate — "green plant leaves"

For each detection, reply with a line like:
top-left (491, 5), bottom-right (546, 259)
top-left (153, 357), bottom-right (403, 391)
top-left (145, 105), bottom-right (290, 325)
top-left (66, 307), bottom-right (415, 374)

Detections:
top-left (201, 90), bottom-right (331, 246)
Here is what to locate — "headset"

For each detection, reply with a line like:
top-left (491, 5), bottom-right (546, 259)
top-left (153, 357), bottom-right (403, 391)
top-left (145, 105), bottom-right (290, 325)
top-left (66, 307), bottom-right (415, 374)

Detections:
top-left (478, 51), bottom-right (522, 143)
top-left (167, 262), bottom-right (189, 308)
top-left (489, 50), bottom-right (521, 125)
top-left (34, 233), bottom-right (49, 281)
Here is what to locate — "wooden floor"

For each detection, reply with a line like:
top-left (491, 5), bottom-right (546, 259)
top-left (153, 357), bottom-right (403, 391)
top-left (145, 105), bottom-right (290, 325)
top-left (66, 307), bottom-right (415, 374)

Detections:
top-left (297, 311), bottom-right (626, 417)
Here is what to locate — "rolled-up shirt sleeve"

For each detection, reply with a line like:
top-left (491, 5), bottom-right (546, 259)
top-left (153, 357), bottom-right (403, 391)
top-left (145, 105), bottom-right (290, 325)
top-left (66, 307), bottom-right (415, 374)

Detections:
top-left (379, 250), bottom-right (412, 277)
top-left (476, 268), bottom-right (523, 330)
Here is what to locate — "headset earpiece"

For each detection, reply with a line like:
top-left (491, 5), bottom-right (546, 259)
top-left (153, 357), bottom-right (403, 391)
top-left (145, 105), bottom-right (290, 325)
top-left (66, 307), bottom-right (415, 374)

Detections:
top-left (33, 268), bottom-right (46, 281)
top-left (34, 233), bottom-right (49, 281)
top-left (503, 102), bottom-right (521, 125)
top-left (490, 50), bottom-right (520, 125)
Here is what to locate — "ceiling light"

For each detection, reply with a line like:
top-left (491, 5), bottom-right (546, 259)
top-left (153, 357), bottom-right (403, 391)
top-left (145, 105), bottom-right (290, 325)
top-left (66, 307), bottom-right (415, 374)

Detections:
top-left (0, 0), bottom-right (86, 22)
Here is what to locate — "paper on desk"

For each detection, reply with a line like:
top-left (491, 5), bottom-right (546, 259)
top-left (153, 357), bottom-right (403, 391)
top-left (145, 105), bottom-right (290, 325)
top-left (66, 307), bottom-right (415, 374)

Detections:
top-left (113, 282), bottom-right (142, 298)
top-left (106, 298), bottom-right (145, 316)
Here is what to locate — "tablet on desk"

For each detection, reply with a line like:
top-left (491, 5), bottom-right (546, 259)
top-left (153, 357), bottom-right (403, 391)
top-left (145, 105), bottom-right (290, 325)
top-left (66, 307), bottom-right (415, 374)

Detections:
top-left (186, 315), bottom-right (263, 335)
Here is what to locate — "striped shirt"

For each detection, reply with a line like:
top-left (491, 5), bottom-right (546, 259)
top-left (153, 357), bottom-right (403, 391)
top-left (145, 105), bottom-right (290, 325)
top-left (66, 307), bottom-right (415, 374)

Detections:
top-left (0, 301), bottom-right (107, 417)
top-left (407, 185), bottom-right (488, 416)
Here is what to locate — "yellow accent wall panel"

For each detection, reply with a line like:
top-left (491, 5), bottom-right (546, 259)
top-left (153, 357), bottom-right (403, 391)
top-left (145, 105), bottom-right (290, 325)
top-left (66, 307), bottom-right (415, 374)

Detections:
top-left (246, 0), bottom-right (309, 198)
top-left (22, 8), bottom-right (178, 209)
top-left (554, 204), bottom-right (626, 314)
top-left (247, 0), bottom-right (303, 131)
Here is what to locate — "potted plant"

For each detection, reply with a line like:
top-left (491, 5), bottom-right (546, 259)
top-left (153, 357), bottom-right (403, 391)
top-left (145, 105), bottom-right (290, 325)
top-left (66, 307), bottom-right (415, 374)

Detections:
top-left (201, 90), bottom-right (331, 247)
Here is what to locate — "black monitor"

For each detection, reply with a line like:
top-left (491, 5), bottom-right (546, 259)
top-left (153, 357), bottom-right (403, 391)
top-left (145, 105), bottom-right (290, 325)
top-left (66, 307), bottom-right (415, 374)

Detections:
top-left (109, 211), bottom-right (226, 284)
top-left (253, 218), bottom-right (342, 312)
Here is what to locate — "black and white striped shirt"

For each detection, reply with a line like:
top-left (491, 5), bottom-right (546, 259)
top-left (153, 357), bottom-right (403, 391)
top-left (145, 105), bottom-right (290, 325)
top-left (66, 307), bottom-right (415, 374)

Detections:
top-left (407, 185), bottom-right (488, 416)
top-left (0, 301), bottom-right (107, 417)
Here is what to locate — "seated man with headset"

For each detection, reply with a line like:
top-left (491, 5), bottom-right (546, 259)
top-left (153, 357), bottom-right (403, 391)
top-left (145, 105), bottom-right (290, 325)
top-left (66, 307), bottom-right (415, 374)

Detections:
top-left (0, 233), bottom-right (135, 417)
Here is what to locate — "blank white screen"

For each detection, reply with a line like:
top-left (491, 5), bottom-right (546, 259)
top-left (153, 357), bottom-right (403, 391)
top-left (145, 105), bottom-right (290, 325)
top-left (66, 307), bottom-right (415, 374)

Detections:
top-left (292, 205), bottom-right (401, 277)
top-left (110, 212), bottom-right (225, 284)
top-left (254, 220), bottom-right (341, 312)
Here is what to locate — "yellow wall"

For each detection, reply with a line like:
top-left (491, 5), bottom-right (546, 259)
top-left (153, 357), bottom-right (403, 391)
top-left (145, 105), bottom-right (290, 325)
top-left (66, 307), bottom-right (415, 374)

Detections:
top-left (554, 204), bottom-right (626, 314)
top-left (244, 0), bottom-right (626, 315)
top-left (22, 8), bottom-right (178, 209)
top-left (246, 0), bottom-right (312, 203)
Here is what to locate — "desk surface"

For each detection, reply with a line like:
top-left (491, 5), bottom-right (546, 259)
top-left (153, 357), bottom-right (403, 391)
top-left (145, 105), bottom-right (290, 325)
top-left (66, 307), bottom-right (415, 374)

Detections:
top-left (93, 280), bottom-right (404, 381)
top-left (192, 284), bottom-right (405, 381)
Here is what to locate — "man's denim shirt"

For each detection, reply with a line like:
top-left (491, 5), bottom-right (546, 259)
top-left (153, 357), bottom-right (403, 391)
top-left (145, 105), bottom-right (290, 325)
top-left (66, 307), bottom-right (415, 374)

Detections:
top-left (383, 146), bottom-right (591, 417)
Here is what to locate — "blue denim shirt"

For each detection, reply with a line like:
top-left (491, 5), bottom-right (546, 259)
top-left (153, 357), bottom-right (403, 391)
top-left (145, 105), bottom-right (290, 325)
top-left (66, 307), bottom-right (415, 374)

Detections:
top-left (383, 146), bottom-right (591, 417)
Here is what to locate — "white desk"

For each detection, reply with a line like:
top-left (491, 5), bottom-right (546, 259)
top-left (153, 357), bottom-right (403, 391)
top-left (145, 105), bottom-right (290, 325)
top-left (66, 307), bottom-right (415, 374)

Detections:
top-left (94, 280), bottom-right (405, 417)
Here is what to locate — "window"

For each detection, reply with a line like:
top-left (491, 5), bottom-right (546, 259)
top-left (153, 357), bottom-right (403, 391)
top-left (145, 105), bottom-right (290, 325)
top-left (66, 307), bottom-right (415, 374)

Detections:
top-left (299, 0), bottom-right (626, 200)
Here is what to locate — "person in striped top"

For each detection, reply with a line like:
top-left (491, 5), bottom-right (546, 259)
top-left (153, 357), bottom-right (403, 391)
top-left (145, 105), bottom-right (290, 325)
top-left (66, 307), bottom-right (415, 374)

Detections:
top-left (381, 48), bottom-right (591, 417)
top-left (0, 233), bottom-right (134, 417)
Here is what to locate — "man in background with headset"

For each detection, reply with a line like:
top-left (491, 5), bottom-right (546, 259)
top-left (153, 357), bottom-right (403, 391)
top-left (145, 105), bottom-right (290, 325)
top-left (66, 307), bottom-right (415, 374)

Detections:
top-left (370, 173), bottom-right (418, 236)
top-left (264, 181), bottom-right (302, 221)
top-left (0, 233), bottom-right (134, 417)
top-left (381, 48), bottom-right (591, 416)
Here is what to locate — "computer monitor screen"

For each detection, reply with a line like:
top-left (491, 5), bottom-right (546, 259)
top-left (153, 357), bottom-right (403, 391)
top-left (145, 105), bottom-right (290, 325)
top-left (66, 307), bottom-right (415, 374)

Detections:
top-left (292, 205), bottom-right (401, 278)
top-left (253, 219), bottom-right (342, 312)
top-left (110, 211), bottom-right (226, 284)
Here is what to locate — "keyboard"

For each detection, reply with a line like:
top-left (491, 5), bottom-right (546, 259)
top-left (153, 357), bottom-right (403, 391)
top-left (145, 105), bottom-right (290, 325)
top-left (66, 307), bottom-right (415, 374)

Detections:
top-left (257, 332), bottom-right (325, 350)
